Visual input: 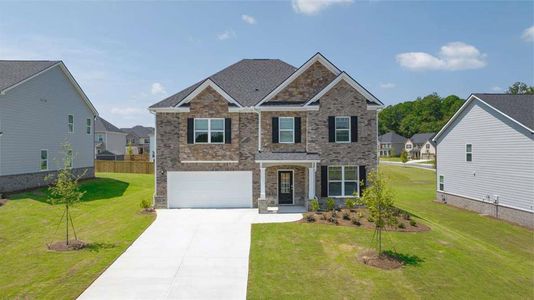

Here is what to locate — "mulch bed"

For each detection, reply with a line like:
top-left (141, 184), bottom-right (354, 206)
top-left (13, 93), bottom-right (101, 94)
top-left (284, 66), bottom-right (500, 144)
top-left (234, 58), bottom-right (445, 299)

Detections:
top-left (138, 208), bottom-right (156, 215)
top-left (300, 208), bottom-right (431, 232)
top-left (357, 249), bottom-right (403, 270)
top-left (47, 240), bottom-right (86, 251)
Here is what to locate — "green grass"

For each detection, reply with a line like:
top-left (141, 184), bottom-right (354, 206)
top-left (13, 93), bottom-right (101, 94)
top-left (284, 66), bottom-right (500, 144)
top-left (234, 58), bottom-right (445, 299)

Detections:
top-left (0, 172), bottom-right (155, 299)
top-left (248, 165), bottom-right (534, 299)
top-left (379, 156), bottom-right (401, 162)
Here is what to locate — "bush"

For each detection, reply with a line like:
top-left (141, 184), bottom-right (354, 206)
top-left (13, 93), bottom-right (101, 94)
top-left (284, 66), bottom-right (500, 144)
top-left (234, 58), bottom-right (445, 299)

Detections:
top-left (345, 198), bottom-right (355, 209)
top-left (140, 198), bottom-right (151, 209)
top-left (328, 216), bottom-right (339, 224)
top-left (342, 212), bottom-right (350, 220)
top-left (402, 213), bottom-right (411, 220)
top-left (367, 216), bottom-right (374, 223)
top-left (326, 198), bottom-right (336, 211)
top-left (351, 217), bottom-right (361, 226)
top-left (410, 220), bottom-right (417, 227)
top-left (331, 210), bottom-right (338, 218)
top-left (305, 214), bottom-right (316, 223)
top-left (398, 222), bottom-right (406, 229)
top-left (309, 199), bottom-right (320, 212)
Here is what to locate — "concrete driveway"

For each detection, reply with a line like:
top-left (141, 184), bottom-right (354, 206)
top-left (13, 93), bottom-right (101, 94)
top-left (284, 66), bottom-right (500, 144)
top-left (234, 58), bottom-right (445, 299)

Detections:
top-left (78, 209), bottom-right (302, 300)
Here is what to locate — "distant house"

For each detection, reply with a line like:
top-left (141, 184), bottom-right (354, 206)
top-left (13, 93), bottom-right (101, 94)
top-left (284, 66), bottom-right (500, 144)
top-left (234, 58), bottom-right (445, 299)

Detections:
top-left (95, 117), bottom-right (127, 160)
top-left (405, 133), bottom-right (436, 160)
top-left (433, 93), bottom-right (533, 228)
top-left (0, 60), bottom-right (98, 193)
top-left (378, 132), bottom-right (406, 157)
top-left (121, 125), bottom-right (154, 156)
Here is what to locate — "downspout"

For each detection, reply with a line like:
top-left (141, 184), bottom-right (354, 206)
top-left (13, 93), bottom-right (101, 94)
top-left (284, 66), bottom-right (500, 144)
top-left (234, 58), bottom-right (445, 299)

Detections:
top-left (149, 110), bottom-right (157, 207)
top-left (253, 107), bottom-right (261, 152)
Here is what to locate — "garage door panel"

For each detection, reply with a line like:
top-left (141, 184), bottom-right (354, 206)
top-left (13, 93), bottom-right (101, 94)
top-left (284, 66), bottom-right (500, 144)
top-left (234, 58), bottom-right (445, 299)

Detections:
top-left (167, 171), bottom-right (252, 208)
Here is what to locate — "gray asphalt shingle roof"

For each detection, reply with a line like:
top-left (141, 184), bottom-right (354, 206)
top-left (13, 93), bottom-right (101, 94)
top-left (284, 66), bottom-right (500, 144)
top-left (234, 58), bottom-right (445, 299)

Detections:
top-left (410, 133), bottom-right (436, 144)
top-left (0, 60), bottom-right (60, 92)
top-left (95, 117), bottom-right (124, 133)
top-left (474, 93), bottom-right (534, 131)
top-left (121, 125), bottom-right (155, 138)
top-left (379, 132), bottom-right (407, 143)
top-left (150, 59), bottom-right (297, 108)
top-left (255, 152), bottom-right (320, 161)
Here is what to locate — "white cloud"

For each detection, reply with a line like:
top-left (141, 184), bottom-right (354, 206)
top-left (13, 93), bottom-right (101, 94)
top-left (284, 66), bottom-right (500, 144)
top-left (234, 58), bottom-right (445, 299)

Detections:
top-left (521, 25), bottom-right (534, 42)
top-left (379, 82), bottom-right (396, 89)
top-left (151, 82), bottom-right (166, 95)
top-left (291, 0), bottom-right (353, 15)
top-left (396, 42), bottom-right (487, 71)
top-left (491, 86), bottom-right (503, 92)
top-left (217, 30), bottom-right (236, 41)
top-left (241, 14), bottom-right (256, 25)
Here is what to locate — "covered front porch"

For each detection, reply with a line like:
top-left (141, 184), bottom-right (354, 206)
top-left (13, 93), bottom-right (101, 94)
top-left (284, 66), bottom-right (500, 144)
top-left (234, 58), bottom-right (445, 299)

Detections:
top-left (255, 152), bottom-right (319, 213)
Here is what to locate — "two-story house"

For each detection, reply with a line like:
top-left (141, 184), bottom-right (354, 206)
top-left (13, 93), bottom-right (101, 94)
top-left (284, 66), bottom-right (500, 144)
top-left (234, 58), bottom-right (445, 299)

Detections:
top-left (405, 133), bottom-right (436, 160)
top-left (0, 60), bottom-right (98, 193)
top-left (378, 131), bottom-right (406, 157)
top-left (95, 117), bottom-right (127, 160)
top-left (149, 53), bottom-right (383, 209)
top-left (121, 125), bottom-right (154, 157)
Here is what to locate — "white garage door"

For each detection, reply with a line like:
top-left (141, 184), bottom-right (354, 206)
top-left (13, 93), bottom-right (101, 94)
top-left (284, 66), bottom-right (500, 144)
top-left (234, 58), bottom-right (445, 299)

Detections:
top-left (167, 171), bottom-right (253, 208)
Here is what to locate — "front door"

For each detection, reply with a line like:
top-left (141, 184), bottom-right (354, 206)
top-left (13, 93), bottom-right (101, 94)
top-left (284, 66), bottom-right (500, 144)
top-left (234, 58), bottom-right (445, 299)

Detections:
top-left (278, 170), bottom-right (293, 205)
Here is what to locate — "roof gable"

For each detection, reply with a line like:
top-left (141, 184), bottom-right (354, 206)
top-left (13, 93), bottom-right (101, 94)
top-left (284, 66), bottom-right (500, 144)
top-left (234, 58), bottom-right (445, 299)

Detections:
top-left (379, 132), bottom-right (407, 143)
top-left (174, 79), bottom-right (242, 108)
top-left (410, 133), bottom-right (435, 144)
top-left (95, 117), bottom-right (124, 133)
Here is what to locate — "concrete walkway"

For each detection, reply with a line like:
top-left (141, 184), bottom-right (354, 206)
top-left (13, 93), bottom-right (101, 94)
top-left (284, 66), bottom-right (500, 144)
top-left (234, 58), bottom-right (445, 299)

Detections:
top-left (78, 209), bottom-right (302, 300)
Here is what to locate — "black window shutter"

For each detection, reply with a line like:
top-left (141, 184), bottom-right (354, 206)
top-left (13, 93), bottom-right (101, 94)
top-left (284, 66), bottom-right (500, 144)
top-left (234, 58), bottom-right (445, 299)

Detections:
top-left (328, 116), bottom-right (335, 142)
top-left (272, 117), bottom-right (279, 143)
top-left (225, 118), bottom-right (232, 144)
top-left (295, 117), bottom-right (301, 143)
top-left (359, 166), bottom-right (366, 197)
top-left (187, 118), bottom-right (194, 144)
top-left (351, 116), bottom-right (358, 143)
top-left (321, 165), bottom-right (328, 197)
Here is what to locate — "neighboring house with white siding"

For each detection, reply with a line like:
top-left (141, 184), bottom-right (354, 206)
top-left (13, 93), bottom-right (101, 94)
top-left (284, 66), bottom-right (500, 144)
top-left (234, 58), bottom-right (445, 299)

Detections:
top-left (0, 60), bottom-right (98, 194)
top-left (433, 93), bottom-right (534, 228)
top-left (95, 117), bottom-right (127, 160)
top-left (405, 133), bottom-right (436, 160)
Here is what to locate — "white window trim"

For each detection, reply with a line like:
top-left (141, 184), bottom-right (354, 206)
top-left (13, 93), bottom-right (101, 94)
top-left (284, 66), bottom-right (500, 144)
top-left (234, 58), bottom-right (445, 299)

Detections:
top-left (68, 114), bottom-right (74, 133)
top-left (40, 149), bottom-right (48, 171)
top-left (334, 116), bottom-right (351, 143)
top-left (327, 165), bottom-right (359, 197)
top-left (465, 143), bottom-right (472, 162)
top-left (438, 174), bottom-right (444, 191)
top-left (66, 149), bottom-right (73, 169)
top-left (194, 118), bottom-right (225, 144)
top-left (278, 117), bottom-right (295, 144)
top-left (86, 118), bottom-right (92, 135)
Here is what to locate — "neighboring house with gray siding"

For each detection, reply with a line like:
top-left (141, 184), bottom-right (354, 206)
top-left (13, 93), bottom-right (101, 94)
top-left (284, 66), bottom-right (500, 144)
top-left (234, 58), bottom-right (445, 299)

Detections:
top-left (95, 117), bottom-right (127, 160)
top-left (378, 131), bottom-right (406, 157)
top-left (434, 93), bottom-right (534, 228)
top-left (149, 53), bottom-right (383, 209)
top-left (0, 61), bottom-right (98, 193)
top-left (121, 125), bottom-right (154, 156)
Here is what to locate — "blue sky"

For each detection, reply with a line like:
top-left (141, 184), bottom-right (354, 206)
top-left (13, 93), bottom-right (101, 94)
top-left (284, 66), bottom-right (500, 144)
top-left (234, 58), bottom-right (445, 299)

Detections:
top-left (1, 1), bottom-right (533, 127)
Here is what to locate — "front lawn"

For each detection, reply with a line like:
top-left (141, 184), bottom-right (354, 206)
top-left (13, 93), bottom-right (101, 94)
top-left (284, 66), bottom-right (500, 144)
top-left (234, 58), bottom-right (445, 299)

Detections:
top-left (379, 156), bottom-right (401, 162)
top-left (0, 173), bottom-right (155, 299)
top-left (248, 165), bottom-right (534, 299)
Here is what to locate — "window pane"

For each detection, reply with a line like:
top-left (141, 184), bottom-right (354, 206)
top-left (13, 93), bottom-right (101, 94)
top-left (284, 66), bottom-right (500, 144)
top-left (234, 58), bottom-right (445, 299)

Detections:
top-left (279, 131), bottom-right (293, 143)
top-left (211, 119), bottom-right (224, 130)
top-left (194, 119), bottom-right (208, 130)
top-left (68, 115), bottom-right (73, 123)
top-left (41, 160), bottom-right (47, 170)
top-left (344, 166), bottom-right (357, 180)
top-left (466, 153), bottom-right (472, 162)
top-left (41, 150), bottom-right (47, 159)
top-left (211, 131), bottom-right (224, 143)
top-left (279, 118), bottom-right (294, 130)
top-left (466, 144), bottom-right (472, 152)
top-left (195, 132), bottom-right (208, 143)
top-left (335, 117), bottom-right (349, 129)
top-left (329, 182), bottom-right (342, 196)
top-left (87, 119), bottom-right (91, 126)
top-left (344, 182), bottom-right (357, 196)
top-left (328, 167), bottom-right (342, 180)
top-left (336, 130), bottom-right (349, 142)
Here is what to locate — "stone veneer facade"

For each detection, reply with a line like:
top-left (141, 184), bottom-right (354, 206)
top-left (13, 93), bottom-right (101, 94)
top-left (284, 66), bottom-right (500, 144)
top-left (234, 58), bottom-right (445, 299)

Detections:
top-left (0, 167), bottom-right (94, 194)
top-left (154, 62), bottom-right (378, 208)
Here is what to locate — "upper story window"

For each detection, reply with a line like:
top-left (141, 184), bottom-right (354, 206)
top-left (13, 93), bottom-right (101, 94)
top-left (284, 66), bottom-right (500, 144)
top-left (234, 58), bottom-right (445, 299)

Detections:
top-left (40, 150), bottom-right (48, 171)
top-left (279, 117), bottom-right (295, 143)
top-left (194, 118), bottom-right (225, 144)
top-left (68, 115), bottom-right (74, 133)
top-left (328, 165), bottom-right (358, 197)
top-left (335, 117), bottom-right (350, 143)
top-left (86, 119), bottom-right (92, 134)
top-left (96, 134), bottom-right (104, 142)
top-left (406, 144), bottom-right (412, 150)
top-left (426, 143), bottom-right (430, 149)
top-left (439, 175), bottom-right (444, 191)
top-left (466, 144), bottom-right (472, 162)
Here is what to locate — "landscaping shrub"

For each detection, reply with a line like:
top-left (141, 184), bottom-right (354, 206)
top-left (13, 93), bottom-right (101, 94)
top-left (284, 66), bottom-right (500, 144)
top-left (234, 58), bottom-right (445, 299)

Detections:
top-left (403, 213), bottom-right (411, 220)
top-left (331, 210), bottom-right (338, 218)
top-left (342, 212), bottom-right (351, 220)
top-left (309, 199), bottom-right (320, 212)
top-left (345, 198), bottom-right (355, 209)
top-left (305, 214), bottom-right (316, 223)
top-left (351, 217), bottom-right (361, 226)
top-left (140, 198), bottom-right (151, 209)
top-left (410, 220), bottom-right (417, 227)
top-left (367, 216), bottom-right (375, 223)
top-left (326, 198), bottom-right (336, 211)
top-left (328, 215), bottom-right (339, 224)
top-left (398, 223), bottom-right (406, 229)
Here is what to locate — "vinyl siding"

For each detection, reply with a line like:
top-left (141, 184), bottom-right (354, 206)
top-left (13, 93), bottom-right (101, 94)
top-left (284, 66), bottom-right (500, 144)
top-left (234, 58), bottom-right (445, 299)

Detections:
top-left (0, 66), bottom-right (95, 176)
top-left (436, 100), bottom-right (534, 212)
top-left (97, 131), bottom-right (127, 155)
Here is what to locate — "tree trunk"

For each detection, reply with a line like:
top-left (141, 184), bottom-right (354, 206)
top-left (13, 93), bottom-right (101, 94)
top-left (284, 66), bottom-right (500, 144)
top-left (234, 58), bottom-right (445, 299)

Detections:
top-left (66, 204), bottom-right (69, 245)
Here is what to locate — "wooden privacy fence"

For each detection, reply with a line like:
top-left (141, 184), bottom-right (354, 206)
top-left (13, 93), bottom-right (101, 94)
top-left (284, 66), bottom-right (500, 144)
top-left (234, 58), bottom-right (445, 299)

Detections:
top-left (95, 160), bottom-right (154, 174)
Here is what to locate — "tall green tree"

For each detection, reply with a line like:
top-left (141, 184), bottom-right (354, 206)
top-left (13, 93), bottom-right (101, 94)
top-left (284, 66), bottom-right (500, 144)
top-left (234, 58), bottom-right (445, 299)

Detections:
top-left (506, 82), bottom-right (534, 95)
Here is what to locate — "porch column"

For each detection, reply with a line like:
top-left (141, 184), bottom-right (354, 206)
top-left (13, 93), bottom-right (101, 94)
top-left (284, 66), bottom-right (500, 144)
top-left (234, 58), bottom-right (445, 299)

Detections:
top-left (308, 166), bottom-right (316, 199)
top-left (260, 167), bottom-right (266, 199)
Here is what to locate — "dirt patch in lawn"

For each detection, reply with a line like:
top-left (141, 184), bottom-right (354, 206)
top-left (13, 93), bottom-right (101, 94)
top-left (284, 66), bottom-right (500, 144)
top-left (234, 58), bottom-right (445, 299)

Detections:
top-left (0, 199), bottom-right (8, 207)
top-left (47, 240), bottom-right (86, 251)
top-left (300, 208), bottom-right (430, 232)
top-left (357, 250), bottom-right (403, 270)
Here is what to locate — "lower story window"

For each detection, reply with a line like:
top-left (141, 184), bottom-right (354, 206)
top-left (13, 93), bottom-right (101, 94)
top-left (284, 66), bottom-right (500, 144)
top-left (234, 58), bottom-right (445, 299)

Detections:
top-left (328, 166), bottom-right (358, 197)
top-left (40, 150), bottom-right (48, 171)
top-left (66, 149), bottom-right (73, 168)
top-left (439, 175), bottom-right (444, 191)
